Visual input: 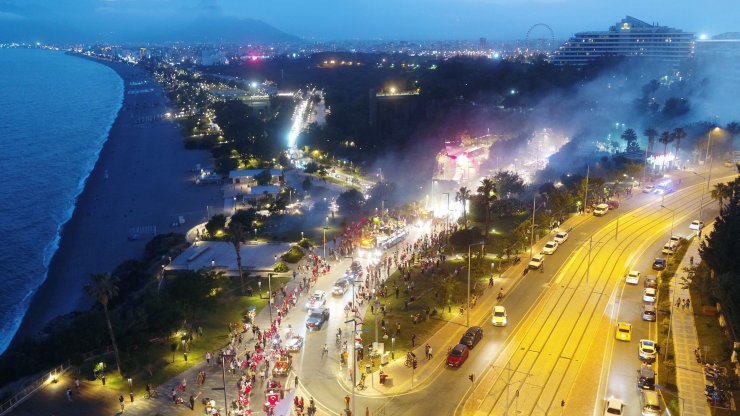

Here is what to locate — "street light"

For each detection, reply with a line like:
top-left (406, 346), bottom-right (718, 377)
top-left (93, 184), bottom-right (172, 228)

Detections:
top-left (530, 193), bottom-right (537, 259)
top-left (692, 171), bottom-right (710, 223)
top-left (265, 272), bottom-right (275, 323)
top-left (323, 216), bottom-right (329, 261)
top-left (661, 205), bottom-right (676, 239)
top-left (467, 242), bottom-right (485, 327)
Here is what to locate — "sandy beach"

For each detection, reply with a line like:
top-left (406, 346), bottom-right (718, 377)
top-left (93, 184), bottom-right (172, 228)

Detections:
top-left (12, 57), bottom-right (222, 345)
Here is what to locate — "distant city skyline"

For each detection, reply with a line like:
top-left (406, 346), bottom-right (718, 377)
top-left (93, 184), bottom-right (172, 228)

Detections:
top-left (0, 0), bottom-right (738, 42)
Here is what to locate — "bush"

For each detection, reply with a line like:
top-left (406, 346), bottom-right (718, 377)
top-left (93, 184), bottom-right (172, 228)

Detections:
top-left (273, 261), bottom-right (289, 273)
top-left (281, 246), bottom-right (304, 263)
top-left (297, 238), bottom-right (313, 249)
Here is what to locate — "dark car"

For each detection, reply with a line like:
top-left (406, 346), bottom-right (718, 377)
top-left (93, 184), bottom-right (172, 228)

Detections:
top-left (446, 344), bottom-right (470, 367)
top-left (350, 261), bottom-right (363, 276)
top-left (652, 258), bottom-right (666, 271)
top-left (460, 326), bottom-right (484, 348)
top-left (305, 308), bottom-right (330, 330)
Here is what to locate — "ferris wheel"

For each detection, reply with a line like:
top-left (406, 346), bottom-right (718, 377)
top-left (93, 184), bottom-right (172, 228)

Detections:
top-left (525, 23), bottom-right (555, 51)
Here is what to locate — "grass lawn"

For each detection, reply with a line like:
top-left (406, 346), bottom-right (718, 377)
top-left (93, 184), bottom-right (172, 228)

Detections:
top-left (358, 251), bottom-right (512, 368)
top-left (690, 262), bottom-right (738, 415)
top-left (78, 275), bottom-right (291, 397)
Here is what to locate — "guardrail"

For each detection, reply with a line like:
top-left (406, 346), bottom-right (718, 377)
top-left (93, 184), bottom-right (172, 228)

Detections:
top-left (0, 361), bottom-right (71, 415)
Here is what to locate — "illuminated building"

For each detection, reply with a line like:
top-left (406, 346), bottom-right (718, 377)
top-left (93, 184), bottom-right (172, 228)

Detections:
top-left (551, 16), bottom-right (694, 67)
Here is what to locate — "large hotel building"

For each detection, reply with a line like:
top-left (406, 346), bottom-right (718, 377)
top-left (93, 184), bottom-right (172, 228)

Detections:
top-left (550, 16), bottom-right (695, 67)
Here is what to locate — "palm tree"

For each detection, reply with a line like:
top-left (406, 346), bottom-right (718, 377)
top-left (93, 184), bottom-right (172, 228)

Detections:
top-left (710, 182), bottom-right (732, 209)
top-left (658, 131), bottom-right (674, 172)
top-left (228, 208), bottom-right (256, 292)
top-left (671, 127), bottom-right (687, 168)
top-left (85, 273), bottom-right (122, 376)
top-left (621, 128), bottom-right (639, 153)
top-left (477, 178), bottom-right (497, 236)
top-left (455, 186), bottom-right (471, 229)
top-left (643, 128), bottom-right (658, 153)
top-left (726, 121), bottom-right (740, 142)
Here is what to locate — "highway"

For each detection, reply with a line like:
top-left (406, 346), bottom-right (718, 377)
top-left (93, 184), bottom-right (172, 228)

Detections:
top-left (457, 167), bottom-right (736, 416)
top-left (276, 165), bottom-right (736, 416)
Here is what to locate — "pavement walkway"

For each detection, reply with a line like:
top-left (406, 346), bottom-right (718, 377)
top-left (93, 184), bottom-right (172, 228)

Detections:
top-left (669, 229), bottom-right (711, 416)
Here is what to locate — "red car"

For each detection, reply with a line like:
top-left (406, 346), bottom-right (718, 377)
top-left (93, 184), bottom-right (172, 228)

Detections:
top-left (446, 344), bottom-right (470, 367)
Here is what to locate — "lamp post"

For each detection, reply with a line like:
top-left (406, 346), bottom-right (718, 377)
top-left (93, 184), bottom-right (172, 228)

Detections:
top-left (266, 272), bottom-right (275, 323)
top-left (661, 205), bottom-right (676, 239)
top-left (530, 194), bottom-right (537, 259)
top-left (323, 216), bottom-right (329, 261)
top-left (692, 171), bottom-right (710, 223)
top-left (442, 193), bottom-right (450, 231)
top-left (467, 242), bottom-right (485, 327)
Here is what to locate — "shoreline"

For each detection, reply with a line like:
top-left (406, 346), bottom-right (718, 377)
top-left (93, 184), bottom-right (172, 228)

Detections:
top-left (8, 55), bottom-right (222, 351)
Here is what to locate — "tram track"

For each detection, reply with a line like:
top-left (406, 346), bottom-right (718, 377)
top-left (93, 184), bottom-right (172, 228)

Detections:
top-left (459, 174), bottom-right (735, 415)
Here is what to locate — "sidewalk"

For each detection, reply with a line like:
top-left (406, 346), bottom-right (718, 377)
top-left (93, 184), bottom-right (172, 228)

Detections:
top-left (670, 232), bottom-right (711, 416)
top-left (343, 213), bottom-right (593, 397)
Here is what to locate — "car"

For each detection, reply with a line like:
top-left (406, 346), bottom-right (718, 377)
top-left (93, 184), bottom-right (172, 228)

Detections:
top-left (332, 279), bottom-right (349, 295)
top-left (272, 355), bottom-right (292, 376)
top-left (593, 203), bottom-right (610, 216)
top-left (616, 322), bottom-right (632, 341)
top-left (305, 308), bottom-right (330, 330)
top-left (642, 303), bottom-right (656, 322)
top-left (491, 306), bottom-right (508, 327)
top-left (661, 241), bottom-right (676, 255)
top-left (285, 335), bottom-right (304, 352)
top-left (638, 339), bottom-right (657, 362)
top-left (642, 185), bottom-right (655, 193)
top-left (689, 220), bottom-right (704, 231)
top-left (446, 344), bottom-right (470, 367)
top-left (543, 240), bottom-right (559, 254)
top-left (607, 200), bottom-right (620, 209)
top-left (644, 275), bottom-right (658, 289)
top-left (640, 390), bottom-right (662, 415)
top-left (460, 326), bottom-right (484, 348)
top-left (669, 235), bottom-right (681, 245)
top-left (604, 398), bottom-right (625, 415)
top-left (554, 231), bottom-right (569, 244)
top-left (305, 291), bottom-right (327, 309)
top-left (528, 253), bottom-right (545, 269)
top-left (653, 180), bottom-right (674, 195)
top-left (626, 270), bottom-right (641, 285)
top-left (637, 364), bottom-right (656, 390)
top-left (652, 258), bottom-right (666, 270)
top-left (643, 287), bottom-right (657, 303)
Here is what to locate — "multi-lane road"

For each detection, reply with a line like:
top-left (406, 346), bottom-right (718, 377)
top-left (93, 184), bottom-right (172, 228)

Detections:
top-left (283, 165), bottom-right (736, 416)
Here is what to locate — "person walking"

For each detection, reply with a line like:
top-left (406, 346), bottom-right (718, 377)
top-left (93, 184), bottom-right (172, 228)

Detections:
top-left (686, 298), bottom-right (691, 311)
top-left (66, 388), bottom-right (73, 402)
top-left (189, 394), bottom-right (195, 410)
top-left (74, 378), bottom-right (80, 391)
top-left (206, 351), bottom-right (211, 366)
top-left (129, 391), bottom-right (134, 403)
top-left (101, 374), bottom-right (106, 386)
top-left (396, 322), bottom-right (401, 336)
top-left (428, 345), bottom-right (433, 359)
top-left (322, 344), bottom-right (328, 358)
top-left (119, 395), bottom-right (125, 413)
top-left (675, 298), bottom-right (681, 308)
top-left (411, 333), bottom-right (416, 347)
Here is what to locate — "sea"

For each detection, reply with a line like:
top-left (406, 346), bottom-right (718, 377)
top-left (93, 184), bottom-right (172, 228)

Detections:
top-left (0, 48), bottom-right (123, 355)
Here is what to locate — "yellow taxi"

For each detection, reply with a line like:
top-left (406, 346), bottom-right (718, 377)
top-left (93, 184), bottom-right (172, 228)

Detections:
top-left (616, 322), bottom-right (632, 342)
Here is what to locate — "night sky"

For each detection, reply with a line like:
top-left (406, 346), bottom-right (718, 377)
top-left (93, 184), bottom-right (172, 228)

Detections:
top-left (0, 0), bottom-right (737, 40)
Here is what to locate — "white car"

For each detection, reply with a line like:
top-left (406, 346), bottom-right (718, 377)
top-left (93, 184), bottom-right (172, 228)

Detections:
top-left (491, 306), bottom-right (508, 326)
top-left (305, 291), bottom-right (326, 310)
top-left (331, 279), bottom-right (349, 296)
top-left (542, 240), bottom-right (559, 255)
top-left (689, 220), bottom-right (704, 231)
top-left (662, 241), bottom-right (676, 255)
top-left (639, 339), bottom-right (657, 362)
top-left (554, 231), bottom-right (569, 244)
top-left (670, 235), bottom-right (681, 245)
top-left (643, 287), bottom-right (657, 303)
top-left (604, 398), bottom-right (625, 415)
top-left (625, 270), bottom-right (641, 285)
top-left (593, 203), bottom-right (609, 216)
top-left (642, 185), bottom-right (655, 194)
top-left (528, 253), bottom-right (545, 269)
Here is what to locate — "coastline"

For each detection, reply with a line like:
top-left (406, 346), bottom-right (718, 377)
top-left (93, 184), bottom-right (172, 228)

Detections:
top-left (9, 55), bottom-right (222, 350)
